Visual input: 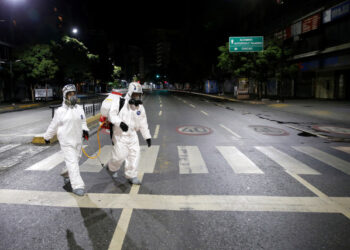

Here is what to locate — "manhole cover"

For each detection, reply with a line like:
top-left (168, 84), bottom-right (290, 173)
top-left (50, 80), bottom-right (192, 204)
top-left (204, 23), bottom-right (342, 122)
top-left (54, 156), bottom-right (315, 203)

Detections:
top-left (312, 125), bottom-right (350, 135)
top-left (249, 125), bottom-right (289, 136)
top-left (176, 125), bottom-right (212, 135)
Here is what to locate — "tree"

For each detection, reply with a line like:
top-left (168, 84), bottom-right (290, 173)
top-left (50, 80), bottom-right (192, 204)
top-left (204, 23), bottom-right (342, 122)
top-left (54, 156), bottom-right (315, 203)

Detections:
top-left (112, 65), bottom-right (122, 81)
top-left (54, 36), bottom-right (93, 84)
top-left (14, 43), bottom-right (59, 101)
top-left (217, 40), bottom-right (299, 99)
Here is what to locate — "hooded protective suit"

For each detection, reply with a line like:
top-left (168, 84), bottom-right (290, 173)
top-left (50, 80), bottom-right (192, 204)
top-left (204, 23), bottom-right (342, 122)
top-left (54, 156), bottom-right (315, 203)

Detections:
top-left (107, 82), bottom-right (151, 179)
top-left (44, 84), bottom-right (88, 190)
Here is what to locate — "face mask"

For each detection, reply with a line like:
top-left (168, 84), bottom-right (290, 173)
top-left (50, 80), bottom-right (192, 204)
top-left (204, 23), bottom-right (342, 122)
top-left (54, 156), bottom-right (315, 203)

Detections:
top-left (66, 95), bottom-right (77, 106)
top-left (69, 95), bottom-right (77, 106)
top-left (129, 99), bottom-right (142, 106)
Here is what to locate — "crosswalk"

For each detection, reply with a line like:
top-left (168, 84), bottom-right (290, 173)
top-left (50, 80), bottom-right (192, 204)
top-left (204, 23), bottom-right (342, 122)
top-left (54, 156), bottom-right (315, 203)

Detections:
top-left (1, 143), bottom-right (350, 177)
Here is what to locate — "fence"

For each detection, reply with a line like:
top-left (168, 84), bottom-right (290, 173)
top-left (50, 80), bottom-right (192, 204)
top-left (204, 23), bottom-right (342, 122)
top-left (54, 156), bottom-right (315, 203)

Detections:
top-left (49, 97), bottom-right (104, 118)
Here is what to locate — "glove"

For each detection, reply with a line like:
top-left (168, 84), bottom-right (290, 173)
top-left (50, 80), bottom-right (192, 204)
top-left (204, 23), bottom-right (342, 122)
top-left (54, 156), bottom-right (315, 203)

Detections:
top-left (146, 138), bottom-right (151, 147)
top-left (83, 130), bottom-right (89, 140)
top-left (44, 139), bottom-right (50, 145)
top-left (119, 122), bottom-right (128, 132)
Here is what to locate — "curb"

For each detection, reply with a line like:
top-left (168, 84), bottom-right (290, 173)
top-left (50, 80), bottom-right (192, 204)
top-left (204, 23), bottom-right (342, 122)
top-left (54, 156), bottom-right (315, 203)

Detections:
top-left (32, 113), bottom-right (101, 145)
top-left (0, 101), bottom-right (61, 114)
top-left (168, 90), bottom-right (266, 105)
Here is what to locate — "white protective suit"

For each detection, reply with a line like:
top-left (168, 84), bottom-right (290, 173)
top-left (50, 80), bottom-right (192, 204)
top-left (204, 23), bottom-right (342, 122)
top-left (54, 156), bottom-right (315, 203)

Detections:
top-left (107, 82), bottom-right (151, 179)
top-left (44, 96), bottom-right (88, 190)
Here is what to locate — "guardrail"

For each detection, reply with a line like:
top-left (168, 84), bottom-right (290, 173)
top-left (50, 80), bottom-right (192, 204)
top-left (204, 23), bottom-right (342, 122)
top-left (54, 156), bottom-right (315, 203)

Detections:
top-left (49, 97), bottom-right (104, 118)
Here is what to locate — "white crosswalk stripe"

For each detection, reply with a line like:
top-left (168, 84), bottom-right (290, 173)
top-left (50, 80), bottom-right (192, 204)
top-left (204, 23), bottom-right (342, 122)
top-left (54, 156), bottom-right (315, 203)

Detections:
top-left (256, 146), bottom-right (320, 175)
top-left (217, 146), bottom-right (263, 174)
top-left (293, 146), bottom-right (350, 176)
top-left (80, 145), bottom-right (113, 172)
top-left (26, 151), bottom-right (64, 171)
top-left (138, 145), bottom-right (160, 173)
top-left (9, 144), bottom-right (350, 177)
top-left (333, 146), bottom-right (350, 155)
top-left (0, 144), bottom-right (20, 154)
top-left (178, 146), bottom-right (208, 174)
top-left (79, 145), bottom-right (161, 173)
top-left (0, 146), bottom-right (48, 170)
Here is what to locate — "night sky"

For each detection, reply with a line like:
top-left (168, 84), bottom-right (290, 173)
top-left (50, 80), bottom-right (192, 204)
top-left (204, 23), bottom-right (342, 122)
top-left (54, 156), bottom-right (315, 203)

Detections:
top-left (0, 0), bottom-right (333, 81)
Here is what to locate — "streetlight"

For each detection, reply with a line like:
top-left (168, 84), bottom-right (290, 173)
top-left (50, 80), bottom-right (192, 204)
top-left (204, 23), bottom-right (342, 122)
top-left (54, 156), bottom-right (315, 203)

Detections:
top-left (72, 28), bottom-right (78, 35)
top-left (5, 0), bottom-right (26, 4)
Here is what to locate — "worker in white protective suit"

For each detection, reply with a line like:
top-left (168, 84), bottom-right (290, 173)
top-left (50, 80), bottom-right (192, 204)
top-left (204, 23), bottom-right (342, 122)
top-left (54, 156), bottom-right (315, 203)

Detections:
top-left (106, 81), bottom-right (151, 185)
top-left (44, 84), bottom-right (89, 196)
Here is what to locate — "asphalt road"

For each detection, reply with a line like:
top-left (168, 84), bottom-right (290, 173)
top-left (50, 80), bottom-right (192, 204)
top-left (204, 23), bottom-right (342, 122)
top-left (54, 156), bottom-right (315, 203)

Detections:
top-left (0, 90), bottom-right (349, 250)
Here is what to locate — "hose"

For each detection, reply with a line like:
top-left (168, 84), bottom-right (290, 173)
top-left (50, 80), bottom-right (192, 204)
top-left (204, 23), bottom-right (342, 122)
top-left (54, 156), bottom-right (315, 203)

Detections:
top-left (82, 121), bottom-right (105, 159)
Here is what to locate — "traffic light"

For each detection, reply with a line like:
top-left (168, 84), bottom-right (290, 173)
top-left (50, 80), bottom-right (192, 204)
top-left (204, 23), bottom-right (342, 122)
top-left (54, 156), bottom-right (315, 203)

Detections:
top-left (156, 74), bottom-right (160, 79)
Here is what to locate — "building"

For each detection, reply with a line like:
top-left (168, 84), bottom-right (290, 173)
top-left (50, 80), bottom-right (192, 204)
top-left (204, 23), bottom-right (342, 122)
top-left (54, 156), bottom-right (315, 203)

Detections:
top-left (273, 0), bottom-right (350, 100)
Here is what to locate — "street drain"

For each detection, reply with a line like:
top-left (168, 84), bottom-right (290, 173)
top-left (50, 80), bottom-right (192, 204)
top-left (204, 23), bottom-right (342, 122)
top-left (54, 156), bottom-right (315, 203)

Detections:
top-left (298, 132), bottom-right (317, 137)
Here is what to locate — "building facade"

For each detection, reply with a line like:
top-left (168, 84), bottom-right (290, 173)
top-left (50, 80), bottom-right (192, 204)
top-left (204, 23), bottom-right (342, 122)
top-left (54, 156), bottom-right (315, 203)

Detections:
top-left (274, 0), bottom-right (350, 99)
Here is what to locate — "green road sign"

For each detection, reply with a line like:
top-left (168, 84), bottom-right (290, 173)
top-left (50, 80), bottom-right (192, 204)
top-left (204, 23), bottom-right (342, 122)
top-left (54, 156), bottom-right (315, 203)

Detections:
top-left (229, 36), bottom-right (264, 52)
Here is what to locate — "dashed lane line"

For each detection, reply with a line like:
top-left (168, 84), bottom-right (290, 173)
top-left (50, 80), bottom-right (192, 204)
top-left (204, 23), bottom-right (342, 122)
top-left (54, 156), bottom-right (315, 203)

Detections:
top-left (153, 124), bottom-right (160, 139)
top-left (219, 124), bottom-right (242, 139)
top-left (200, 110), bottom-right (208, 116)
top-left (159, 110), bottom-right (162, 116)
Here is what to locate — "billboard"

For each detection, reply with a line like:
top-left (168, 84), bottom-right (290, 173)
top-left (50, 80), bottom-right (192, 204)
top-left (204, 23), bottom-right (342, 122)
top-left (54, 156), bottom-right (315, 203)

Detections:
top-left (323, 0), bottom-right (350, 23)
top-left (302, 13), bottom-right (321, 33)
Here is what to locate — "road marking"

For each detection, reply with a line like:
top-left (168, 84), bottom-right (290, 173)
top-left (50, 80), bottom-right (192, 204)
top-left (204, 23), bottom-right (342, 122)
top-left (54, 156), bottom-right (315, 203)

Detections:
top-left (160, 104), bottom-right (163, 108)
top-left (80, 145), bottom-right (112, 172)
top-left (111, 163), bottom-right (148, 249)
top-left (293, 146), bottom-right (350, 176)
top-left (0, 134), bottom-right (39, 137)
top-left (159, 110), bottom-right (162, 116)
top-left (331, 197), bottom-right (350, 210)
top-left (183, 100), bottom-right (187, 104)
top-left (0, 189), bottom-right (343, 214)
top-left (217, 146), bottom-right (263, 174)
top-left (108, 208), bottom-right (133, 250)
top-left (333, 146), bottom-right (350, 155)
top-left (219, 124), bottom-right (242, 138)
top-left (268, 104), bottom-right (289, 108)
top-left (26, 151), bottom-right (64, 171)
top-left (138, 145), bottom-right (160, 173)
top-left (256, 146), bottom-right (320, 175)
top-left (286, 171), bottom-right (350, 219)
top-left (0, 144), bottom-right (20, 154)
top-left (200, 110), bottom-right (208, 116)
top-left (153, 124), bottom-right (160, 139)
top-left (178, 146), bottom-right (208, 174)
top-left (0, 146), bottom-right (48, 170)
top-left (190, 104), bottom-right (196, 108)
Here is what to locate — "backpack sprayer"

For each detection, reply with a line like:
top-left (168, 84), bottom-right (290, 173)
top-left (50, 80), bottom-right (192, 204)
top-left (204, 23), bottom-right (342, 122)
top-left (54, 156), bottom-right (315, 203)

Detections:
top-left (81, 89), bottom-right (126, 167)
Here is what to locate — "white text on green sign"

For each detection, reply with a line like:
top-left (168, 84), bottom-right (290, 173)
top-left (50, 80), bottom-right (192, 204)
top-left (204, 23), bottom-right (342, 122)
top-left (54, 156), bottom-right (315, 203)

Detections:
top-left (229, 36), bottom-right (264, 52)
